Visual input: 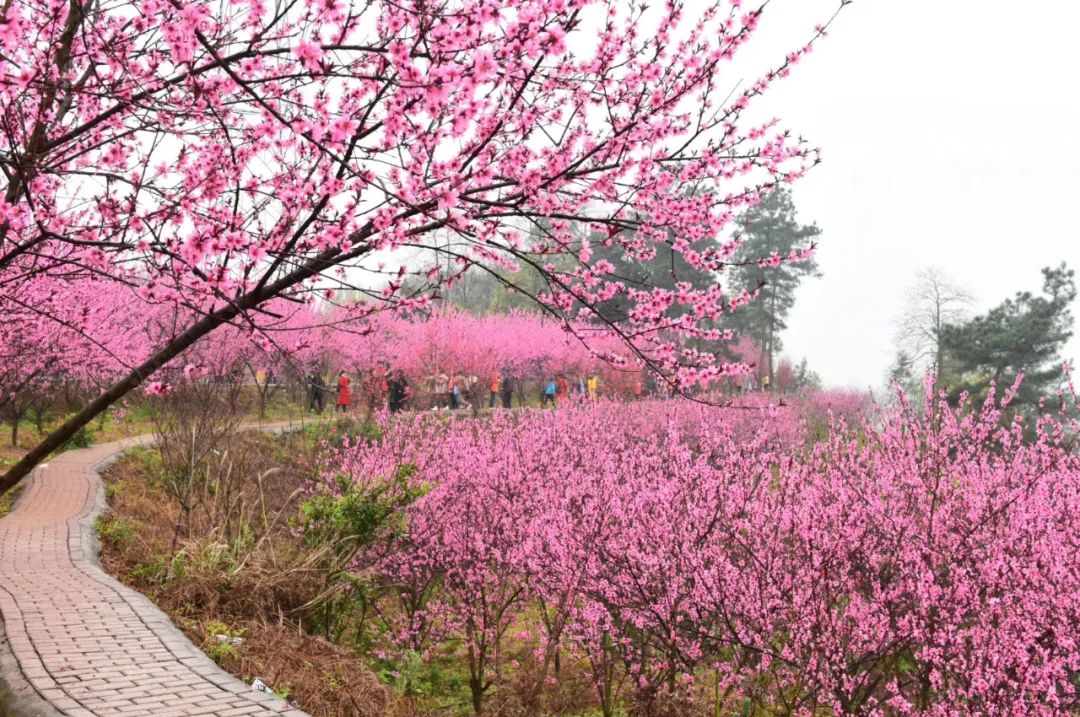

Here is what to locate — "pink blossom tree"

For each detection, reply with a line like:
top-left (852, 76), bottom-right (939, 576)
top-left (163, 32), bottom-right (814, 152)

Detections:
top-left (320, 385), bottom-right (1080, 714)
top-left (0, 0), bottom-right (840, 494)
top-left (0, 278), bottom-right (153, 442)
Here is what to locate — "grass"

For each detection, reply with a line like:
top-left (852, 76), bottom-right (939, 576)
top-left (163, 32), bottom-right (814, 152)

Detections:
top-left (95, 515), bottom-right (135, 544)
top-left (0, 482), bottom-right (23, 518)
top-left (96, 432), bottom-right (390, 716)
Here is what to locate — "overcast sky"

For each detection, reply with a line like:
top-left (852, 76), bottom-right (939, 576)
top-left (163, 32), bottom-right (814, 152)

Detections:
top-left (730, 0), bottom-right (1080, 390)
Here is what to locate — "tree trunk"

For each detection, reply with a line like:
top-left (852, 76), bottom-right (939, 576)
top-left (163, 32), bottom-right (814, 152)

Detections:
top-left (767, 289), bottom-right (777, 387)
top-left (935, 342), bottom-right (943, 387)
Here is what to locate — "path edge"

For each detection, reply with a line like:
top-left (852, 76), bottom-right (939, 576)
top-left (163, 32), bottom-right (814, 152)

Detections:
top-left (1, 468), bottom-right (65, 717)
top-left (81, 444), bottom-right (142, 573)
top-left (2, 422), bottom-right (315, 717)
top-left (74, 431), bottom-right (307, 716)
top-left (0, 618), bottom-right (65, 717)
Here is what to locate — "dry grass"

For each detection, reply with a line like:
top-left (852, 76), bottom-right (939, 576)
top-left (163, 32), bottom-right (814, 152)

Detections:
top-left (98, 431), bottom-right (390, 717)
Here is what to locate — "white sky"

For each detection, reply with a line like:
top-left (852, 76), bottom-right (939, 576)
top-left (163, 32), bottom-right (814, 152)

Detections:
top-left (730, 0), bottom-right (1080, 389)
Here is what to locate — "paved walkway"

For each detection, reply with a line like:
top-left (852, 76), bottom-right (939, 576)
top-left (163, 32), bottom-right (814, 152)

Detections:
top-left (0, 426), bottom-right (311, 717)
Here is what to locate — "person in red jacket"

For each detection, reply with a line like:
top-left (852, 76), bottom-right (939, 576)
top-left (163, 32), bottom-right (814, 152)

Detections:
top-left (555, 374), bottom-right (570, 404)
top-left (336, 371), bottom-right (351, 412)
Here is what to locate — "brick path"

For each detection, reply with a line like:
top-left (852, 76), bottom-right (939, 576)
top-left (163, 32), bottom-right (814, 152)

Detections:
top-left (0, 428), bottom-right (311, 717)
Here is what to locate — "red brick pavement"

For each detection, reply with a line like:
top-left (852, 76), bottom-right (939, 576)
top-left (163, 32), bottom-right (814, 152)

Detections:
top-left (0, 429), bottom-right (311, 717)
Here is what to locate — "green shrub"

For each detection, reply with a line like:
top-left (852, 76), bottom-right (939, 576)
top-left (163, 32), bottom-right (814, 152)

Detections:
top-left (296, 464), bottom-right (427, 641)
top-left (96, 516), bottom-right (134, 544)
top-left (202, 620), bottom-right (245, 664)
top-left (62, 425), bottom-right (94, 451)
top-left (299, 464), bottom-right (424, 552)
top-left (130, 556), bottom-right (169, 583)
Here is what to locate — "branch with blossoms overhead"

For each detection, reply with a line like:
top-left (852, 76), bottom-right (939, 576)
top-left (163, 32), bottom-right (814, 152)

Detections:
top-left (0, 0), bottom-right (849, 492)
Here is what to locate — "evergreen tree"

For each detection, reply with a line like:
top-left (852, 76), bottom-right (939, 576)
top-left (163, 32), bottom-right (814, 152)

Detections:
top-left (587, 219), bottom-right (724, 326)
top-left (886, 349), bottom-right (919, 400)
top-left (726, 189), bottom-right (821, 384)
top-left (941, 263), bottom-right (1075, 406)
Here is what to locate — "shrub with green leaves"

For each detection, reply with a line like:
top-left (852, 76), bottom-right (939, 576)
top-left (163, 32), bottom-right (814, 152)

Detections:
top-left (96, 516), bottom-right (134, 544)
top-left (62, 425), bottom-right (94, 451)
top-left (299, 463), bottom-right (423, 560)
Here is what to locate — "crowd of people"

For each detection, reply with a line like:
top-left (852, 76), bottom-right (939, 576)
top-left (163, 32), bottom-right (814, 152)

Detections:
top-left (305, 365), bottom-right (613, 415)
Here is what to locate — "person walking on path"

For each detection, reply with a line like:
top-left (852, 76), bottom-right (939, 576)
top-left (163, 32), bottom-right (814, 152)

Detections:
top-left (308, 371), bottom-right (326, 414)
top-left (336, 371), bottom-right (351, 413)
top-left (449, 374), bottom-right (464, 410)
top-left (488, 372), bottom-right (501, 408)
top-left (586, 374), bottom-right (600, 400)
top-left (388, 369), bottom-right (410, 413)
top-left (500, 373), bottom-right (516, 409)
top-left (368, 363), bottom-right (390, 412)
top-left (543, 378), bottom-right (557, 407)
top-left (555, 374), bottom-right (570, 404)
top-left (742, 373), bottom-right (756, 393)
top-left (435, 371), bottom-right (449, 408)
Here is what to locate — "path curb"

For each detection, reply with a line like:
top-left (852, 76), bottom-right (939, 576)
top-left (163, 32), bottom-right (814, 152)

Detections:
top-left (0, 423), bottom-right (315, 717)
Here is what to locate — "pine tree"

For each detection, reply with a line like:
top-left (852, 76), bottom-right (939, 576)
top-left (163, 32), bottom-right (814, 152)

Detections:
top-left (726, 189), bottom-right (821, 385)
top-left (941, 263), bottom-right (1075, 406)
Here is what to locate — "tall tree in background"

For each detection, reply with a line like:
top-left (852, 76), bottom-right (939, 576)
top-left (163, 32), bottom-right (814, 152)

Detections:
top-left (427, 221), bottom-right (577, 315)
top-left (586, 211), bottom-right (726, 326)
top-left (894, 268), bottom-right (973, 384)
top-left (726, 189), bottom-right (821, 385)
top-left (885, 349), bottom-right (919, 399)
top-left (941, 263), bottom-right (1076, 406)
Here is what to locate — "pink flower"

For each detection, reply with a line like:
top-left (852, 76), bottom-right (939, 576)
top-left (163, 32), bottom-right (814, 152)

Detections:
top-left (294, 40), bottom-right (324, 72)
top-left (329, 116), bottom-right (358, 143)
top-left (471, 50), bottom-right (498, 81)
top-left (436, 187), bottom-right (459, 212)
top-left (144, 381), bottom-right (171, 396)
top-left (545, 26), bottom-right (567, 55)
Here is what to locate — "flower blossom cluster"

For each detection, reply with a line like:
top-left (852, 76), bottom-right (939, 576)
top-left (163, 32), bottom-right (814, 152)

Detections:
top-left (323, 389), bottom-right (1080, 714)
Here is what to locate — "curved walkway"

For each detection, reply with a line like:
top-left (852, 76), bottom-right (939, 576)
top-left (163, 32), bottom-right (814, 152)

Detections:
top-left (0, 426), bottom-right (311, 717)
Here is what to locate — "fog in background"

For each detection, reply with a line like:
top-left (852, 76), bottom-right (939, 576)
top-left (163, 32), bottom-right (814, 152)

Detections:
top-left (722, 0), bottom-right (1080, 389)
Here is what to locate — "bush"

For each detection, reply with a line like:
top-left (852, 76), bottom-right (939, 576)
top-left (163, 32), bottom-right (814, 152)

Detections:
top-left (95, 516), bottom-right (134, 545)
top-left (62, 425), bottom-right (94, 450)
top-left (201, 620), bottom-right (246, 664)
top-left (299, 464), bottom-right (421, 554)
